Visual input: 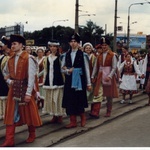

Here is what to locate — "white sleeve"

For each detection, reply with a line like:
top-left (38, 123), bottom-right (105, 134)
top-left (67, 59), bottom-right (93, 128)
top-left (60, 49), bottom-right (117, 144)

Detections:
top-left (91, 58), bottom-right (98, 79)
top-left (134, 61), bottom-right (142, 76)
top-left (142, 55), bottom-right (147, 74)
top-left (26, 57), bottom-right (37, 96)
top-left (83, 53), bottom-right (91, 86)
top-left (108, 55), bottom-right (117, 78)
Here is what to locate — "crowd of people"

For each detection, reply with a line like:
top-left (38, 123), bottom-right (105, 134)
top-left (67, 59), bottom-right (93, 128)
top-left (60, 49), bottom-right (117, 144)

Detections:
top-left (0, 32), bottom-right (149, 147)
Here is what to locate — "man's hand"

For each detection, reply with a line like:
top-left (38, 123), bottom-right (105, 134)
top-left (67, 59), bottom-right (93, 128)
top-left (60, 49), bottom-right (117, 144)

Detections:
top-left (68, 67), bottom-right (74, 74)
top-left (24, 95), bottom-right (31, 103)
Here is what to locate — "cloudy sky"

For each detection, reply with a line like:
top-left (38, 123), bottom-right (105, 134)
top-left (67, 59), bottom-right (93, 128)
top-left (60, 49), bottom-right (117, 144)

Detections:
top-left (0, 0), bottom-right (150, 35)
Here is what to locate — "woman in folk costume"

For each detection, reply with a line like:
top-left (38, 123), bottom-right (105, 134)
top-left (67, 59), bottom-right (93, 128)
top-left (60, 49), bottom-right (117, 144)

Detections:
top-left (94, 44), bottom-right (102, 57)
top-left (61, 33), bottom-right (91, 128)
top-left (35, 47), bottom-right (45, 109)
top-left (1, 34), bottom-right (42, 147)
top-left (0, 36), bottom-right (10, 120)
top-left (42, 40), bottom-right (65, 123)
top-left (82, 42), bottom-right (96, 103)
top-left (91, 37), bottom-right (118, 118)
top-left (119, 53), bottom-right (145, 104)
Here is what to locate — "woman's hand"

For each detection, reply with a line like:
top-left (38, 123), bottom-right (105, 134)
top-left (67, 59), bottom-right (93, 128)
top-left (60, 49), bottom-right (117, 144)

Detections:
top-left (87, 85), bottom-right (92, 91)
top-left (104, 76), bottom-right (111, 82)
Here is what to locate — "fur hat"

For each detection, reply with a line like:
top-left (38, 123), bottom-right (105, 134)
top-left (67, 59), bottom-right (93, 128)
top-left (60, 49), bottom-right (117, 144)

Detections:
top-left (83, 42), bottom-right (94, 50)
top-left (48, 39), bottom-right (60, 46)
top-left (69, 33), bottom-right (80, 43)
top-left (100, 37), bottom-right (110, 45)
top-left (1, 36), bottom-right (11, 48)
top-left (10, 34), bottom-right (25, 45)
top-left (36, 47), bottom-right (45, 53)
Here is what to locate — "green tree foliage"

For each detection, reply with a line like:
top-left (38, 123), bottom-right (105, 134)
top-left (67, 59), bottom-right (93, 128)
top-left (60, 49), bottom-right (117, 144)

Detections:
top-left (24, 20), bottom-right (113, 51)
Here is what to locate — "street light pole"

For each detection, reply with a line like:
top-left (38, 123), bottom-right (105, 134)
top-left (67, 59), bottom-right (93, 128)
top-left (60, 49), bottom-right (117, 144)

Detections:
top-left (113, 0), bottom-right (118, 53)
top-left (75, 0), bottom-right (79, 33)
top-left (127, 2), bottom-right (150, 49)
top-left (51, 19), bottom-right (69, 40)
top-left (79, 14), bottom-right (96, 17)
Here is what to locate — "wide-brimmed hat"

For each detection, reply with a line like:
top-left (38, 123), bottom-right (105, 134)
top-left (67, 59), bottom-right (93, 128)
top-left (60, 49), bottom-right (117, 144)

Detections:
top-left (10, 34), bottom-right (25, 45)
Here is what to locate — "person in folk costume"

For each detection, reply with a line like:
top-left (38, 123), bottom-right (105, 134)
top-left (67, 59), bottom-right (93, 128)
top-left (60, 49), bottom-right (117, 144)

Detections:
top-left (119, 53), bottom-right (145, 104)
top-left (42, 40), bottom-right (65, 123)
top-left (91, 37), bottom-right (119, 118)
top-left (82, 42), bottom-right (96, 103)
top-left (24, 45), bottom-right (41, 107)
top-left (0, 37), bottom-right (9, 120)
top-left (1, 34), bottom-right (42, 147)
top-left (142, 47), bottom-right (150, 93)
top-left (138, 54), bottom-right (146, 91)
top-left (25, 45), bottom-right (33, 55)
top-left (35, 47), bottom-right (45, 109)
top-left (1, 36), bottom-right (14, 57)
top-left (117, 46), bottom-right (129, 74)
top-left (94, 44), bottom-right (102, 57)
top-left (61, 33), bottom-right (91, 128)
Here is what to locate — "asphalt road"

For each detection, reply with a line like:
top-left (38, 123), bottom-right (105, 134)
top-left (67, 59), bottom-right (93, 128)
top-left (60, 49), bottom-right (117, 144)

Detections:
top-left (53, 106), bottom-right (150, 147)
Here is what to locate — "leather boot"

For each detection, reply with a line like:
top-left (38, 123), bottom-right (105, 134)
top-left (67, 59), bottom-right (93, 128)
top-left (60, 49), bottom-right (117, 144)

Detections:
top-left (65, 115), bottom-right (77, 129)
top-left (89, 102), bottom-right (101, 119)
top-left (26, 125), bottom-right (36, 143)
top-left (0, 125), bottom-right (15, 147)
top-left (80, 113), bottom-right (86, 127)
top-left (50, 116), bottom-right (58, 123)
top-left (104, 102), bottom-right (112, 117)
top-left (57, 116), bottom-right (63, 123)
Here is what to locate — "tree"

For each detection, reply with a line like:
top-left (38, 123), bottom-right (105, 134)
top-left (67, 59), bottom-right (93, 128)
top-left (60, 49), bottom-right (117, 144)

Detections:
top-left (79, 20), bottom-right (104, 46)
top-left (23, 20), bottom-right (114, 50)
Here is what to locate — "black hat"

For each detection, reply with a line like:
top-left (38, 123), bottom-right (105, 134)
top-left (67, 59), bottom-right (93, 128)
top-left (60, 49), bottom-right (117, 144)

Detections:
top-left (1, 36), bottom-right (11, 49)
top-left (69, 33), bottom-right (80, 43)
top-left (10, 34), bottom-right (25, 45)
top-left (100, 37), bottom-right (110, 45)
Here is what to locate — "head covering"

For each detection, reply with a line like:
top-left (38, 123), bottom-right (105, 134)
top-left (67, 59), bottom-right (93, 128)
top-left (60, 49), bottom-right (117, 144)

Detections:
top-left (0, 41), bottom-right (4, 47)
top-left (100, 37), bottom-right (110, 45)
top-left (95, 44), bottom-right (102, 49)
top-left (69, 33), bottom-right (80, 43)
top-left (122, 45), bottom-right (128, 50)
top-left (83, 42), bottom-right (93, 50)
top-left (36, 46), bottom-right (45, 53)
top-left (48, 39), bottom-right (60, 46)
top-left (10, 34), bottom-right (25, 45)
top-left (1, 36), bottom-right (11, 48)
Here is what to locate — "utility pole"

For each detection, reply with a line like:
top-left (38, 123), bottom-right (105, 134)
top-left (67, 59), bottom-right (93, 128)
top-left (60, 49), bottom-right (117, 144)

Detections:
top-left (75, 0), bottom-right (79, 33)
top-left (113, 0), bottom-right (118, 52)
top-left (105, 24), bottom-right (107, 36)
